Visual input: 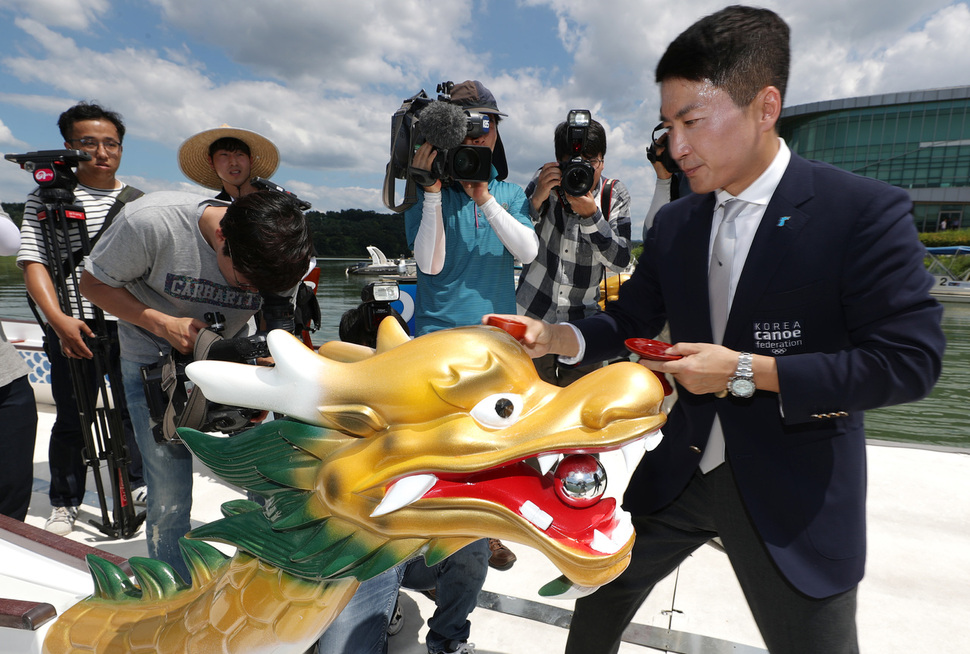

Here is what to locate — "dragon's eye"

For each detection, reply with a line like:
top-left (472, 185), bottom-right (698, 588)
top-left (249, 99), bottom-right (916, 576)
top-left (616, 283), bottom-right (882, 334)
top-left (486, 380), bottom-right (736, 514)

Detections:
top-left (470, 393), bottom-right (523, 428)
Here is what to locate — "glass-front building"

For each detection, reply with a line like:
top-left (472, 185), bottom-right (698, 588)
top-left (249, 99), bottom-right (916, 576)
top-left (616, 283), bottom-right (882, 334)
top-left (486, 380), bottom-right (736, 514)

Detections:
top-left (779, 86), bottom-right (970, 232)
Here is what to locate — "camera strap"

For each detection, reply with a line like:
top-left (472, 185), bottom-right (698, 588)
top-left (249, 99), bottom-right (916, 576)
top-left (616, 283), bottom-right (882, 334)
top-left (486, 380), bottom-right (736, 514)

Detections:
top-left (159, 327), bottom-right (224, 442)
top-left (600, 177), bottom-right (617, 294)
top-left (600, 177), bottom-right (615, 221)
top-left (382, 160), bottom-right (419, 214)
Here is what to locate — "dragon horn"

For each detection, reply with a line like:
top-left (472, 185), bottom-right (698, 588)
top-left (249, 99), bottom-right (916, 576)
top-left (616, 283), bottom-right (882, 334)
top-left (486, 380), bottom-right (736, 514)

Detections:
top-left (185, 330), bottom-right (332, 426)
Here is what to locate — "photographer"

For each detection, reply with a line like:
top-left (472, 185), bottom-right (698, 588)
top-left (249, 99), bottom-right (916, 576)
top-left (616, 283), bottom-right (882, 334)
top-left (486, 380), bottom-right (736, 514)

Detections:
top-left (642, 122), bottom-right (688, 241)
top-left (405, 79), bottom-right (538, 336)
top-left (79, 190), bottom-right (312, 581)
top-left (516, 115), bottom-right (631, 386)
top-left (403, 79), bottom-right (531, 654)
top-left (16, 101), bottom-right (145, 535)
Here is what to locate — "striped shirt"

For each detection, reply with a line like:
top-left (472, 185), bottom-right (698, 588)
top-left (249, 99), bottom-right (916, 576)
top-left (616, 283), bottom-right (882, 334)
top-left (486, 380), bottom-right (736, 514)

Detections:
top-left (516, 176), bottom-right (632, 323)
top-left (17, 184), bottom-right (127, 319)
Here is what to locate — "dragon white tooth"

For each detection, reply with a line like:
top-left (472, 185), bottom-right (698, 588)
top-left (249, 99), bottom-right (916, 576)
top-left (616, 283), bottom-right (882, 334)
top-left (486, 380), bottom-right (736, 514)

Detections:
top-left (537, 453), bottom-right (561, 476)
top-left (520, 500), bottom-right (554, 530)
top-left (620, 439), bottom-right (643, 472)
top-left (591, 529), bottom-right (622, 555)
top-left (643, 429), bottom-right (664, 452)
top-left (612, 511), bottom-right (635, 544)
top-left (370, 474), bottom-right (438, 517)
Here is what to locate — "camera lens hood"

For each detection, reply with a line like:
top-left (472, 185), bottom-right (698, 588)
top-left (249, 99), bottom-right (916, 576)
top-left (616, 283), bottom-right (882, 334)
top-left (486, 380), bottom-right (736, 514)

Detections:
top-left (559, 157), bottom-right (595, 197)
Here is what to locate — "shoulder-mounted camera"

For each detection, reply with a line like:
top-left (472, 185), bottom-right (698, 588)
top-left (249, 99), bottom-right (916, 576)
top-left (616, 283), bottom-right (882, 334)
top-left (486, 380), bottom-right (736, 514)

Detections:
top-left (383, 82), bottom-right (493, 212)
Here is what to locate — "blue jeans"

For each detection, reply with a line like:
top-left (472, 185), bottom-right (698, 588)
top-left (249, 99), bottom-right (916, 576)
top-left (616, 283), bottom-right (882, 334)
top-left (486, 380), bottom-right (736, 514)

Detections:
top-left (316, 566), bottom-right (401, 654)
top-left (403, 538), bottom-right (489, 652)
top-left (122, 358), bottom-right (193, 581)
top-left (316, 539), bottom-right (489, 654)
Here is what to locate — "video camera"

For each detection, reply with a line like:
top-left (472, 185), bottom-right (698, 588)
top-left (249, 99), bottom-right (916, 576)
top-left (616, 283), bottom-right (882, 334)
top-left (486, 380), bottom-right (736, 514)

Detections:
top-left (558, 110), bottom-right (596, 198)
top-left (388, 82), bottom-right (493, 188)
top-left (250, 176), bottom-right (312, 212)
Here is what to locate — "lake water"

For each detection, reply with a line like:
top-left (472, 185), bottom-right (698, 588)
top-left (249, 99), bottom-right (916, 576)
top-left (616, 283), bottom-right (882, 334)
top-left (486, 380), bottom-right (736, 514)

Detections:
top-left (2, 257), bottom-right (967, 450)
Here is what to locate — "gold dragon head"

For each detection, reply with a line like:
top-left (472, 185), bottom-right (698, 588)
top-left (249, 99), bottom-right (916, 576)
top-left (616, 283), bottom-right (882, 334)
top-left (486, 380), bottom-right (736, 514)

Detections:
top-left (183, 319), bottom-right (666, 596)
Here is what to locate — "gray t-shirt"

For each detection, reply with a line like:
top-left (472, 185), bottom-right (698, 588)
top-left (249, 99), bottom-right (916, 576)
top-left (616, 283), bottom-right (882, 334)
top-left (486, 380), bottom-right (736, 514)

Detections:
top-left (86, 191), bottom-right (261, 363)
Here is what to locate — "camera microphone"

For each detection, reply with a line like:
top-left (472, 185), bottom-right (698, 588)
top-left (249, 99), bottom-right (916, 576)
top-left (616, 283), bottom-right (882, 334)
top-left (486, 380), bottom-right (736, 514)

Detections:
top-left (418, 101), bottom-right (469, 151)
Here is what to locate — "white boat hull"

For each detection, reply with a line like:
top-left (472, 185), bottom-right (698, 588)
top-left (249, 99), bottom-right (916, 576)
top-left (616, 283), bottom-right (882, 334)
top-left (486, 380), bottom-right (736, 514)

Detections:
top-left (2, 319), bottom-right (52, 406)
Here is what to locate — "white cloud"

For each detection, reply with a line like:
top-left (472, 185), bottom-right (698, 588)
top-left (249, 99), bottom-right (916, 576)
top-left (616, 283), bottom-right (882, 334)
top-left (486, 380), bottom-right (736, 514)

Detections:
top-left (2, 0), bottom-right (969, 232)
top-left (0, 0), bottom-right (109, 31)
top-left (147, 0), bottom-right (482, 89)
top-left (0, 118), bottom-right (26, 148)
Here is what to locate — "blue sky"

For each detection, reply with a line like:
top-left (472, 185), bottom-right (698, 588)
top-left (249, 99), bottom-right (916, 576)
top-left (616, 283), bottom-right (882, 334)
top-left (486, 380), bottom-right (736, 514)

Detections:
top-left (2, 0), bottom-right (969, 237)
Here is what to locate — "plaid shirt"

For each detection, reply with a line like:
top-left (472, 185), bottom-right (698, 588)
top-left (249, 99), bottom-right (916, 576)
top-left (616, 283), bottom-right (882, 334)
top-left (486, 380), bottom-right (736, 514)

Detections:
top-left (516, 175), bottom-right (632, 323)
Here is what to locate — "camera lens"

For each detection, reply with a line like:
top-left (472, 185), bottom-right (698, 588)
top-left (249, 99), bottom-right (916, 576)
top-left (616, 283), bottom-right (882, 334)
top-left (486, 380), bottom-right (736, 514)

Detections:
top-left (560, 159), bottom-right (594, 197)
top-left (452, 148), bottom-right (483, 178)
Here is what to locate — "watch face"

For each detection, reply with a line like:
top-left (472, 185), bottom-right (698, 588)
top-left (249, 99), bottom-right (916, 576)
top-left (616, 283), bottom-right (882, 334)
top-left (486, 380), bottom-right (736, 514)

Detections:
top-left (729, 377), bottom-right (756, 398)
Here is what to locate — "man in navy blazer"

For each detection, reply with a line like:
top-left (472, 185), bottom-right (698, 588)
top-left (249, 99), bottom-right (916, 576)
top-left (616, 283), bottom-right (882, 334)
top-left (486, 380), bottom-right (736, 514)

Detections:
top-left (487, 6), bottom-right (944, 654)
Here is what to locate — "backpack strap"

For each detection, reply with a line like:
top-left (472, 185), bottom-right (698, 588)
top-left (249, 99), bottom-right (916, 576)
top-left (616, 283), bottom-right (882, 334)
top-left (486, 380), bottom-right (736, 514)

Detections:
top-left (599, 178), bottom-right (617, 294)
top-left (599, 177), bottom-right (615, 221)
top-left (60, 185), bottom-right (144, 280)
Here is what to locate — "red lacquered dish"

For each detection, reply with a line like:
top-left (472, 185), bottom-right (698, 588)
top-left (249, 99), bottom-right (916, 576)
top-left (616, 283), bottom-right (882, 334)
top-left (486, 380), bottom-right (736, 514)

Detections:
top-left (487, 316), bottom-right (527, 340)
top-left (624, 338), bottom-right (682, 361)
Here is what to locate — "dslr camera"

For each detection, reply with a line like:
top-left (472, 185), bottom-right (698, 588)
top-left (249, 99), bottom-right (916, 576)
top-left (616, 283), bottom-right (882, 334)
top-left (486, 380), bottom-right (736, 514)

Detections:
top-left (359, 281), bottom-right (400, 339)
top-left (388, 82), bottom-right (493, 188)
top-left (646, 122), bottom-right (681, 174)
top-left (558, 110), bottom-right (595, 198)
top-left (339, 281), bottom-right (405, 347)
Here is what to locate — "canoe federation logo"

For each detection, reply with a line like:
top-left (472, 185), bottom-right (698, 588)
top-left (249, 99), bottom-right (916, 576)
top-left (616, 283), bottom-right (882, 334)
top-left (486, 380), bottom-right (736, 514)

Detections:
top-left (752, 320), bottom-right (803, 355)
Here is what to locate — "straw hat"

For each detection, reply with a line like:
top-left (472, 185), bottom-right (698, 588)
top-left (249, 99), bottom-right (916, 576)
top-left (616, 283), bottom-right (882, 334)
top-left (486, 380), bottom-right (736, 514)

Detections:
top-left (177, 125), bottom-right (280, 190)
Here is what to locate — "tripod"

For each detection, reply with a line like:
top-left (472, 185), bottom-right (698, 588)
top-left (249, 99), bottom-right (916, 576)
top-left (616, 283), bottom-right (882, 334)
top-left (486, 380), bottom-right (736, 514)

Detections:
top-left (7, 150), bottom-right (145, 539)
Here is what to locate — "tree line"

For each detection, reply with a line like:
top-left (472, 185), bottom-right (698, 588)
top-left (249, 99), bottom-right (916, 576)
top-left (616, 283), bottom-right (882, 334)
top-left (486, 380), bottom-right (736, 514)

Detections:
top-left (1, 203), bottom-right (409, 259)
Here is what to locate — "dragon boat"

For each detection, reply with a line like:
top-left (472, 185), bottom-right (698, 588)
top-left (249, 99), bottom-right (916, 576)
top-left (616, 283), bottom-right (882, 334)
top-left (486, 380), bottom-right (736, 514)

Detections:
top-left (5, 320), bottom-right (669, 653)
top-left (3, 319), bottom-right (969, 653)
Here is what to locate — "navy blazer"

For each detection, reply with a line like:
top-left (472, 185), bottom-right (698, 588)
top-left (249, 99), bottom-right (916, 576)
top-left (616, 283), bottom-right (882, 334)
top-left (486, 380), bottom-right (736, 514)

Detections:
top-left (577, 153), bottom-right (945, 598)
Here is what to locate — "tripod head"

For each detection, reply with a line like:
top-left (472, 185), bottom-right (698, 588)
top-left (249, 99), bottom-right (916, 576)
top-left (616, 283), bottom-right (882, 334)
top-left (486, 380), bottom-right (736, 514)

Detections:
top-left (5, 149), bottom-right (91, 202)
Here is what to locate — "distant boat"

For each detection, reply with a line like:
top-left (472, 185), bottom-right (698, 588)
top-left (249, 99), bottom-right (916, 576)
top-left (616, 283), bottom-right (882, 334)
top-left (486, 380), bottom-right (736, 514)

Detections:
top-left (926, 246), bottom-right (970, 303)
top-left (346, 246), bottom-right (415, 276)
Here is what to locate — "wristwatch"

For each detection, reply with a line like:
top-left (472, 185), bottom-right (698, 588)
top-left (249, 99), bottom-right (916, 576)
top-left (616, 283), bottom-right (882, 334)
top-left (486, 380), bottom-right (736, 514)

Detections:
top-left (727, 352), bottom-right (756, 398)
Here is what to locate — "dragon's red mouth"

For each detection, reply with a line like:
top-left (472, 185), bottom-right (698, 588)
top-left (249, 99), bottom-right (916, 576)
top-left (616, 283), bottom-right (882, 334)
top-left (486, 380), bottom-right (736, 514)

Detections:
top-left (371, 429), bottom-right (665, 556)
top-left (427, 459), bottom-right (630, 556)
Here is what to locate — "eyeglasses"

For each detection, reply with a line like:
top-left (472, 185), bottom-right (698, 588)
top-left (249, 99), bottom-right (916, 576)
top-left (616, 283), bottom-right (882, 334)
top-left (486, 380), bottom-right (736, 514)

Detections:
top-left (584, 157), bottom-right (605, 166)
top-left (69, 137), bottom-right (122, 153)
top-left (224, 241), bottom-right (259, 292)
top-left (651, 123), bottom-right (670, 147)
